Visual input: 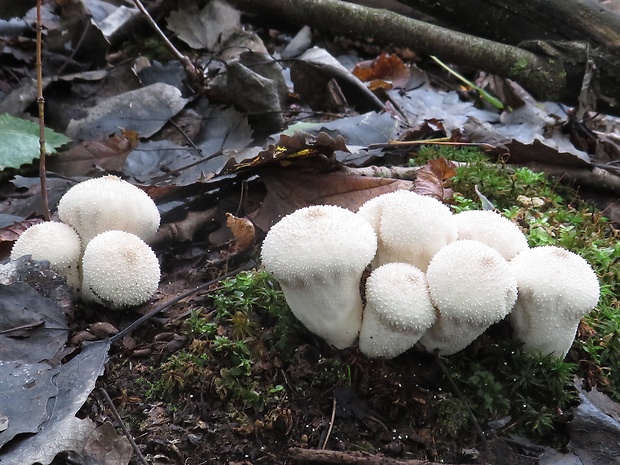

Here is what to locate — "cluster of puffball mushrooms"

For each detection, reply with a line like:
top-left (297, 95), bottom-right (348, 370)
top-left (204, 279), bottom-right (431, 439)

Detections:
top-left (261, 190), bottom-right (600, 359)
top-left (10, 175), bottom-right (160, 309)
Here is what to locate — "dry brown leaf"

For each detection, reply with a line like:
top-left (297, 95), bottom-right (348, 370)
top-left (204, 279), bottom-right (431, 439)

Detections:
top-left (413, 158), bottom-right (457, 201)
top-left (353, 52), bottom-right (411, 88)
top-left (49, 129), bottom-right (139, 177)
top-left (251, 170), bottom-right (413, 231)
top-left (0, 218), bottom-right (44, 244)
top-left (226, 213), bottom-right (256, 254)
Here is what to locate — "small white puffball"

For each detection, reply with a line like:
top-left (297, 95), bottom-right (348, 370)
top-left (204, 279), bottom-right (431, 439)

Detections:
top-left (261, 205), bottom-right (377, 349)
top-left (509, 246), bottom-right (600, 358)
top-left (357, 190), bottom-right (457, 271)
top-left (11, 221), bottom-right (82, 289)
top-left (81, 230), bottom-right (160, 309)
top-left (453, 210), bottom-right (529, 260)
top-left (58, 175), bottom-right (160, 245)
top-left (418, 240), bottom-right (518, 355)
top-left (359, 263), bottom-right (436, 358)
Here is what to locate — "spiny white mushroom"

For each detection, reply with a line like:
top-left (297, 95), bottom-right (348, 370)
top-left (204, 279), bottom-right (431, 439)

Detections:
top-left (357, 190), bottom-right (457, 271)
top-left (11, 221), bottom-right (82, 289)
top-left (359, 262), bottom-right (436, 358)
top-left (261, 205), bottom-right (377, 349)
top-left (453, 210), bottom-right (529, 260)
top-left (509, 246), bottom-right (599, 358)
top-left (58, 175), bottom-right (160, 245)
top-left (418, 240), bottom-right (518, 355)
top-left (81, 230), bottom-right (160, 309)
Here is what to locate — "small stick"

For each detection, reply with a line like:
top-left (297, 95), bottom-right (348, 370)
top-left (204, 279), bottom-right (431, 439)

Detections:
top-left (130, 0), bottom-right (201, 85)
top-left (36, 0), bottom-right (50, 221)
top-left (320, 397), bottom-right (337, 449)
top-left (288, 447), bottom-right (476, 465)
top-left (99, 387), bottom-right (150, 465)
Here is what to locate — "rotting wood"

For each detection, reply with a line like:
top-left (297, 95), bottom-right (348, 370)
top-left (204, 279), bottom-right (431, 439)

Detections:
top-left (288, 447), bottom-right (478, 465)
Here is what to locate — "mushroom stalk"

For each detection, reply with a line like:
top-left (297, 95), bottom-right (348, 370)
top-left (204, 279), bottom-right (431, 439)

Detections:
top-left (509, 246), bottom-right (599, 358)
top-left (261, 205), bottom-right (378, 349)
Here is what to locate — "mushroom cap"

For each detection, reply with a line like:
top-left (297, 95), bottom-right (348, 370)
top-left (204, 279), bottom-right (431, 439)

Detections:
top-left (418, 239), bottom-right (518, 355)
top-left (426, 240), bottom-right (517, 325)
top-left (357, 190), bottom-right (457, 271)
top-left (509, 246), bottom-right (599, 357)
top-left (454, 210), bottom-right (529, 260)
top-left (11, 221), bottom-right (82, 288)
top-left (364, 263), bottom-right (435, 331)
top-left (359, 262), bottom-right (436, 358)
top-left (58, 175), bottom-right (160, 245)
top-left (81, 230), bottom-right (160, 309)
top-left (261, 205), bottom-right (377, 283)
top-left (510, 246), bottom-right (600, 319)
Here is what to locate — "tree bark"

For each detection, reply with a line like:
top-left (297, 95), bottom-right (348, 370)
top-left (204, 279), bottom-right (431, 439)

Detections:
top-left (398, 0), bottom-right (620, 47)
top-left (231, 0), bottom-right (620, 116)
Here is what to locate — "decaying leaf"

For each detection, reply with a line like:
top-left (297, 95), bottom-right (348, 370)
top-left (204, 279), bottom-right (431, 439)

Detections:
top-left (413, 158), bottom-right (457, 201)
top-left (353, 52), bottom-right (411, 89)
top-left (226, 213), bottom-right (256, 254)
top-left (251, 170), bottom-right (413, 231)
top-left (49, 130), bottom-right (139, 177)
top-left (166, 1), bottom-right (241, 51)
top-left (65, 83), bottom-right (189, 141)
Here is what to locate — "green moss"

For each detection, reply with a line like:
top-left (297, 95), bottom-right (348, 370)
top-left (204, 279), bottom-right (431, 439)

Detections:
top-left (418, 145), bottom-right (619, 409)
top-left (146, 270), bottom-right (295, 412)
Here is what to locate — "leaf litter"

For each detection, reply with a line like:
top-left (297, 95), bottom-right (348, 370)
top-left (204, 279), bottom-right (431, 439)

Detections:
top-left (0, 0), bottom-right (619, 464)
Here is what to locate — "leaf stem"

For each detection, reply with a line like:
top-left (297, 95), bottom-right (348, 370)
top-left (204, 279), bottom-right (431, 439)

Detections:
top-left (36, 0), bottom-right (50, 221)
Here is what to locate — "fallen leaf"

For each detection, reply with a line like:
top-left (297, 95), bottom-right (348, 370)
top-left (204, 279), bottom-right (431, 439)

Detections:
top-left (49, 130), bottom-right (139, 177)
top-left (251, 170), bottom-right (413, 231)
top-left (353, 52), bottom-right (411, 89)
top-left (413, 158), bottom-right (457, 201)
top-left (226, 213), bottom-right (256, 254)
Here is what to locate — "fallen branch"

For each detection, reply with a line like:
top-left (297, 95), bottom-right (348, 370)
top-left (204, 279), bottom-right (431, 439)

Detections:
top-left (288, 447), bottom-right (476, 465)
top-left (230, 0), bottom-right (620, 115)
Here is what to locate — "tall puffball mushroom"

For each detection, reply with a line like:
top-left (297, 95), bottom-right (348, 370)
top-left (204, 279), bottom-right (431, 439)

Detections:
top-left (357, 190), bottom-right (457, 271)
top-left (359, 263), bottom-right (436, 358)
top-left (419, 240), bottom-right (518, 355)
top-left (261, 205), bottom-right (377, 349)
top-left (58, 175), bottom-right (160, 245)
top-left (11, 221), bottom-right (82, 289)
top-left (509, 246), bottom-right (600, 358)
top-left (453, 210), bottom-right (529, 260)
top-left (82, 230), bottom-right (160, 309)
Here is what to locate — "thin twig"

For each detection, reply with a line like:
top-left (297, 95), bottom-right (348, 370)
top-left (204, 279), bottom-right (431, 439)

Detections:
top-left (320, 397), bottom-right (337, 450)
top-left (130, 0), bottom-right (201, 85)
top-left (110, 261), bottom-right (255, 343)
top-left (99, 387), bottom-right (150, 465)
top-left (36, 0), bottom-right (50, 221)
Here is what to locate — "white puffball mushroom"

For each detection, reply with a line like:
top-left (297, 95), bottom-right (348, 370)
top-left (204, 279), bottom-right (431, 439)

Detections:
top-left (359, 263), bottom-right (436, 358)
top-left (81, 230), bottom-right (160, 309)
top-left (11, 221), bottom-right (82, 289)
top-left (419, 240), bottom-right (518, 355)
top-left (261, 205), bottom-right (377, 349)
top-left (454, 210), bottom-right (529, 260)
top-left (509, 246), bottom-right (600, 358)
top-left (357, 190), bottom-right (457, 271)
top-left (58, 175), bottom-right (160, 245)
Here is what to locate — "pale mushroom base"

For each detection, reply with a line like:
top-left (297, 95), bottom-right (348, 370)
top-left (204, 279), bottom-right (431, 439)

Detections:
top-left (279, 276), bottom-right (363, 350)
top-left (359, 311), bottom-right (426, 358)
top-left (417, 317), bottom-right (489, 356)
top-left (510, 302), bottom-right (581, 358)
